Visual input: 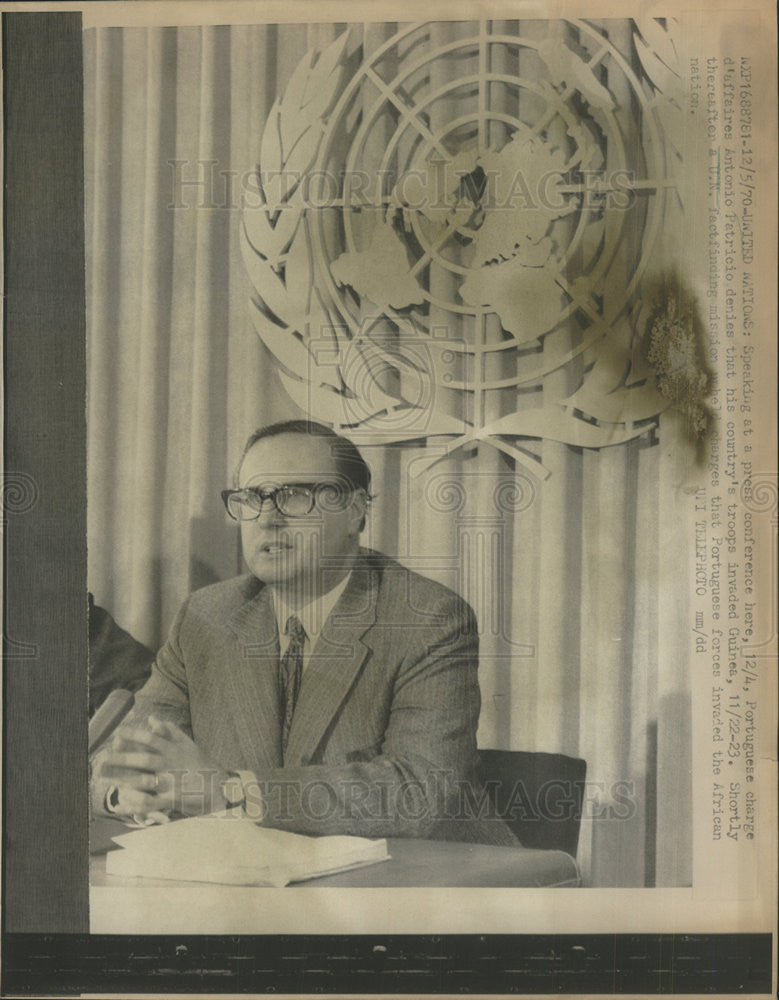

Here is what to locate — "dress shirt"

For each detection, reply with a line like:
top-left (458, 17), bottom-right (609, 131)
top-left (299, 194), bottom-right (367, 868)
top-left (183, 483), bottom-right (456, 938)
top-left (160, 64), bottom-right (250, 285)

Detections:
top-left (270, 571), bottom-right (353, 672)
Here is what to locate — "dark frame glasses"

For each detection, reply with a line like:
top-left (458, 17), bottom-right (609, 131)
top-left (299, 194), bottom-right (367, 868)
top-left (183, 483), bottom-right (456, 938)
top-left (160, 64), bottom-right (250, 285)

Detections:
top-left (221, 482), bottom-right (354, 521)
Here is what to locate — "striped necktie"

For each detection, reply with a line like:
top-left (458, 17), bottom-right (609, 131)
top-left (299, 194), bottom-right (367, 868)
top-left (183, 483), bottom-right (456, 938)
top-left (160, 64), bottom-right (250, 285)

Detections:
top-left (279, 614), bottom-right (306, 759)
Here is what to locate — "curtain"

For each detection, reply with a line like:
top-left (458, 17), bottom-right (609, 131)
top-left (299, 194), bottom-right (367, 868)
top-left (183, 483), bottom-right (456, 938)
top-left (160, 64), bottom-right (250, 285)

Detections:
top-left (84, 19), bottom-right (692, 888)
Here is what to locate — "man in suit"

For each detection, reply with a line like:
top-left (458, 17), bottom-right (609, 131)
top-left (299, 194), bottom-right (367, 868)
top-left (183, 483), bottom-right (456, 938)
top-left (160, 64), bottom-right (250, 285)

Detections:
top-left (91, 420), bottom-right (516, 845)
top-left (88, 594), bottom-right (153, 716)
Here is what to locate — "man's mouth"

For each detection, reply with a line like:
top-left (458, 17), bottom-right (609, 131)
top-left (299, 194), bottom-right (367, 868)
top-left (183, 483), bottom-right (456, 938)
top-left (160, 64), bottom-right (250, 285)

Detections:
top-left (259, 540), bottom-right (293, 554)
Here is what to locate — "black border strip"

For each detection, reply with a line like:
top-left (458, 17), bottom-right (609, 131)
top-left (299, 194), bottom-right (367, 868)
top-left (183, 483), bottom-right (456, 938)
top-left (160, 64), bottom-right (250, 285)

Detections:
top-left (1, 933), bottom-right (774, 995)
top-left (2, 10), bottom-right (88, 935)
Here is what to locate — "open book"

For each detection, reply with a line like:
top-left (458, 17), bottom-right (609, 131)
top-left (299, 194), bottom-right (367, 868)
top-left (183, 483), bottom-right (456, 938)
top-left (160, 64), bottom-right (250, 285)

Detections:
top-left (106, 811), bottom-right (390, 887)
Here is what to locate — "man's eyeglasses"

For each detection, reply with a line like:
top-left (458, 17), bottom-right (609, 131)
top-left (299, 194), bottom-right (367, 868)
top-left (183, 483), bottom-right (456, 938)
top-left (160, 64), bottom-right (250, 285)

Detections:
top-left (221, 483), bottom-right (354, 521)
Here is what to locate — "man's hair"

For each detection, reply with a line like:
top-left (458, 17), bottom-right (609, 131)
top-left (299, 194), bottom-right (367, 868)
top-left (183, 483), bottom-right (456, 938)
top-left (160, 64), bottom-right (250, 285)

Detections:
top-left (237, 420), bottom-right (372, 523)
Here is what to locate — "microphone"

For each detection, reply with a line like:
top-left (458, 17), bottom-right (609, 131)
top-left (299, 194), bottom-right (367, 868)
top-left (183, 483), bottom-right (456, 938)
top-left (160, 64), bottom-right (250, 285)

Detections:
top-left (89, 689), bottom-right (134, 755)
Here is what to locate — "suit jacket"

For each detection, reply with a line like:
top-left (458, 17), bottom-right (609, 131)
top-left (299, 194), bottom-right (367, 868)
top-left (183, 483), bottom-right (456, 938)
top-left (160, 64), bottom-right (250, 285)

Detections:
top-left (120, 548), bottom-right (518, 846)
top-left (88, 594), bottom-right (153, 716)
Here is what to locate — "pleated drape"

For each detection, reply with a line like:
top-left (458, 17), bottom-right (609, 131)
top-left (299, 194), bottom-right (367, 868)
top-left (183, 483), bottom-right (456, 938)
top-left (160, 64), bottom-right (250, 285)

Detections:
top-left (83, 20), bottom-right (691, 888)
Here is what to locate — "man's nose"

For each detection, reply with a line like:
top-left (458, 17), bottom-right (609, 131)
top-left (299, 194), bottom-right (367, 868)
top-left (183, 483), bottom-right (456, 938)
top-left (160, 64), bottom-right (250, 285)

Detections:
top-left (254, 497), bottom-right (286, 525)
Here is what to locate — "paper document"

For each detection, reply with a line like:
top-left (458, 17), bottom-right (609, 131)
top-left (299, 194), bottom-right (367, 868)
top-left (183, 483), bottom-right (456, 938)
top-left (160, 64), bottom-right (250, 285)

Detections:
top-left (106, 811), bottom-right (390, 887)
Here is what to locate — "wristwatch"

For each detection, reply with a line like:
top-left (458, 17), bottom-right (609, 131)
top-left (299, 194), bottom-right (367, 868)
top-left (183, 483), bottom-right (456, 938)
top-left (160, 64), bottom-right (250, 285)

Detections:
top-left (220, 772), bottom-right (246, 810)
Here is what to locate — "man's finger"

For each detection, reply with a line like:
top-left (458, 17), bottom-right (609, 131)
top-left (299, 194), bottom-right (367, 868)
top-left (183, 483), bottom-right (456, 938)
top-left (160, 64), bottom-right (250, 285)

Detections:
top-left (144, 810), bottom-right (171, 825)
top-left (101, 751), bottom-right (161, 776)
top-left (112, 729), bottom-right (168, 755)
top-left (121, 770), bottom-right (160, 793)
top-left (114, 787), bottom-right (158, 816)
top-left (148, 716), bottom-right (190, 744)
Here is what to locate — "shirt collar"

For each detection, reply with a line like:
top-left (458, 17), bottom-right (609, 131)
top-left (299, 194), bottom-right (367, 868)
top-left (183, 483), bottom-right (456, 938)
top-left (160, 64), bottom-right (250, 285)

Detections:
top-left (271, 570), bottom-right (353, 645)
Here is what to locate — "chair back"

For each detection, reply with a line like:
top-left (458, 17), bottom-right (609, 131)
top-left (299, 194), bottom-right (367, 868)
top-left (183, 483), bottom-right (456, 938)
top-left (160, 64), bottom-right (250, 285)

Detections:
top-left (478, 749), bottom-right (587, 857)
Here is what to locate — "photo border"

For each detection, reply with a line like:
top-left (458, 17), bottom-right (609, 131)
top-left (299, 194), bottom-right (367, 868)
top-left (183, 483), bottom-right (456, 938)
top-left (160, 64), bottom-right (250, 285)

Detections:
top-left (2, 5), bottom-right (776, 996)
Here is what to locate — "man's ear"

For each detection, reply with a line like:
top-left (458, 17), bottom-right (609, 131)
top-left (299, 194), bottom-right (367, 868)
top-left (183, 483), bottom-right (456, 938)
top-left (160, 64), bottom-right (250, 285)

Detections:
top-left (349, 489), bottom-right (368, 535)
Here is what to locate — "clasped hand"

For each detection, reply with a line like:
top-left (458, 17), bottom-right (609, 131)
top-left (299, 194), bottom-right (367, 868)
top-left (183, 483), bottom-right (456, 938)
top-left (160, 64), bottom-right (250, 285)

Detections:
top-left (96, 716), bottom-right (229, 822)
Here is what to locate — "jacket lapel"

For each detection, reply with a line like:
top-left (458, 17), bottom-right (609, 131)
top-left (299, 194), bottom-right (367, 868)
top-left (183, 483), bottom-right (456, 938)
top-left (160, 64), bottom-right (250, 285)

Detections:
top-left (284, 554), bottom-right (379, 765)
top-left (225, 583), bottom-right (284, 770)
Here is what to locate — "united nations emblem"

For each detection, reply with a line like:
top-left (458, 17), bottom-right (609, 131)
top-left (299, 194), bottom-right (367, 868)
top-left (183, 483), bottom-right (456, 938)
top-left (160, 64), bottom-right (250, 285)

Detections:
top-left (242, 20), bottom-right (704, 477)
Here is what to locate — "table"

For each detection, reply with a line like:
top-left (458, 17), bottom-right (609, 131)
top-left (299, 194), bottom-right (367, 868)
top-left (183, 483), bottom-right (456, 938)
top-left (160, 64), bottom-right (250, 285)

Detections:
top-left (90, 816), bottom-right (580, 934)
top-left (92, 837), bottom-right (579, 889)
top-left (90, 816), bottom-right (580, 889)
